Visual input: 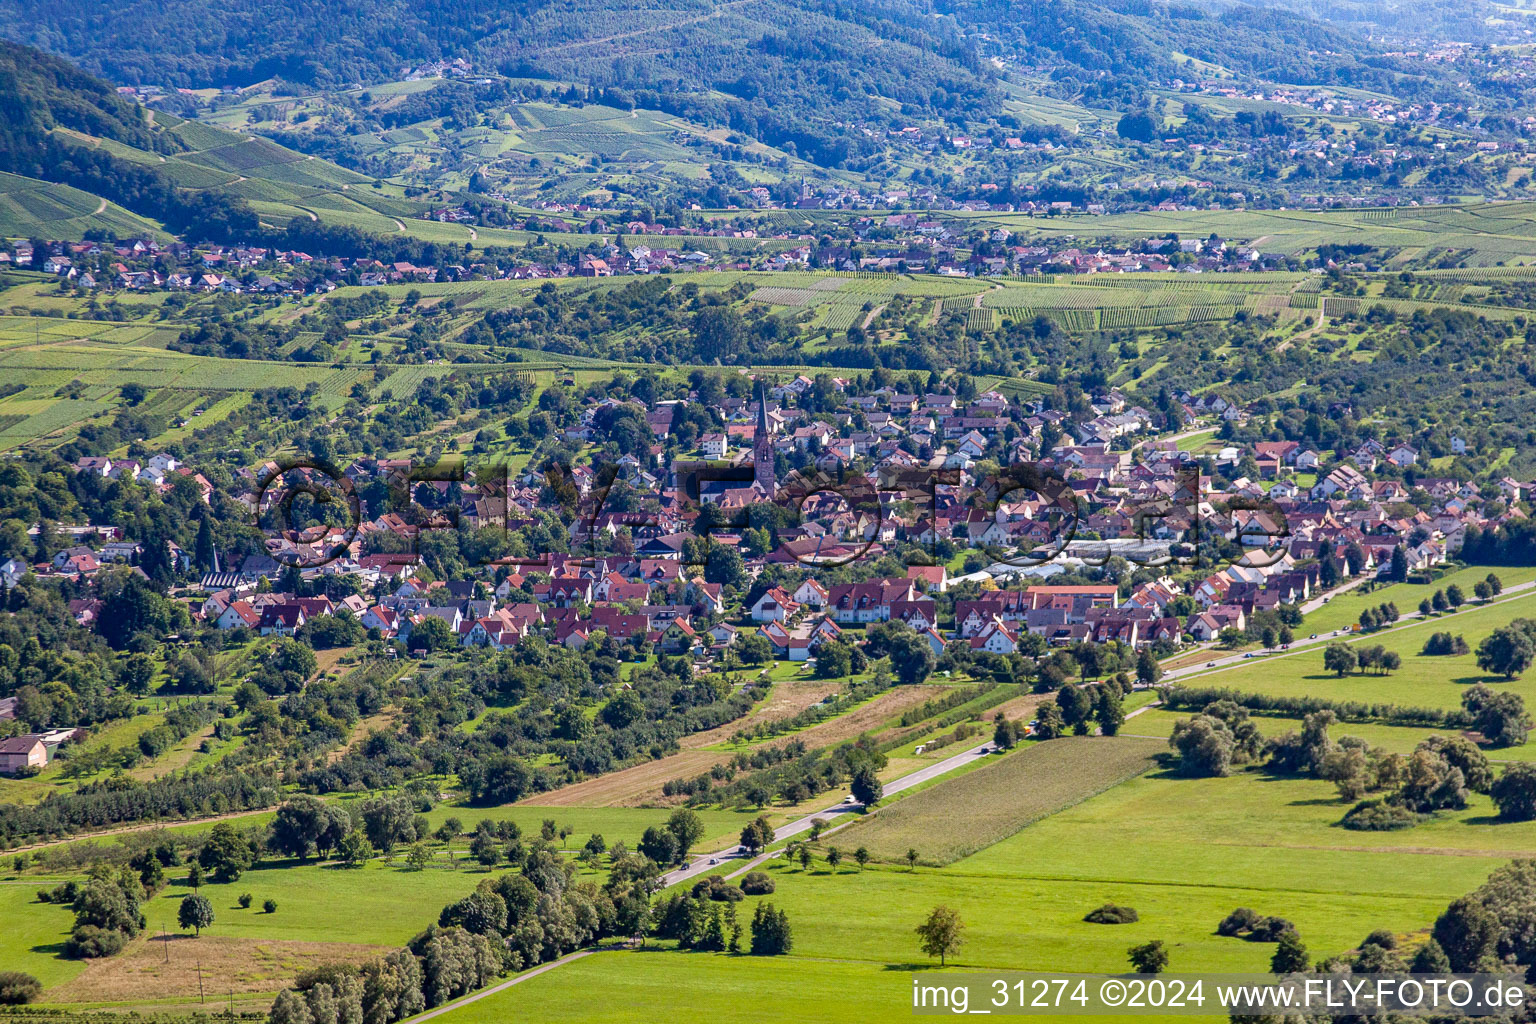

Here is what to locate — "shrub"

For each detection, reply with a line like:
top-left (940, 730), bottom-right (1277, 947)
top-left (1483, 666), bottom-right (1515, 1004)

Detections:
top-left (1248, 917), bottom-right (1296, 942)
top-left (1085, 903), bottom-right (1140, 924)
top-left (690, 875), bottom-right (745, 902)
top-left (37, 880), bottom-right (79, 905)
top-left (238, 893), bottom-right (252, 909)
top-left (1342, 798), bottom-right (1422, 831)
top-left (740, 871), bottom-right (775, 895)
top-left (263, 898), bottom-right (278, 914)
top-left (0, 972), bottom-right (42, 1005)
top-left (64, 925), bottom-right (127, 959)
top-left (1217, 908), bottom-right (1261, 937)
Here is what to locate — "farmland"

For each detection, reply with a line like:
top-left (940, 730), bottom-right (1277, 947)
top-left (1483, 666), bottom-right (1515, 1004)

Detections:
top-left (836, 736), bottom-right (1164, 865)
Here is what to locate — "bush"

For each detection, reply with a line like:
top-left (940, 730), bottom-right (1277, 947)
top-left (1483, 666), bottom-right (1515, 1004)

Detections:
top-left (238, 892), bottom-right (252, 908)
top-left (1084, 903), bottom-right (1140, 924)
top-left (1217, 908), bottom-right (1261, 937)
top-left (263, 898), bottom-right (278, 914)
top-left (0, 972), bottom-right (42, 1005)
top-left (37, 880), bottom-right (79, 905)
top-left (690, 875), bottom-right (745, 902)
top-left (740, 871), bottom-right (775, 895)
top-left (1248, 916), bottom-right (1296, 942)
top-left (1341, 798), bottom-right (1423, 832)
top-left (64, 925), bottom-right (127, 959)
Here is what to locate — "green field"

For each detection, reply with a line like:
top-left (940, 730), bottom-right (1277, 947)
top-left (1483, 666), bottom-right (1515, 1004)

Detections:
top-left (1182, 588), bottom-right (1536, 711)
top-left (1300, 565), bottom-right (1536, 634)
top-left (434, 757), bottom-right (1527, 1024)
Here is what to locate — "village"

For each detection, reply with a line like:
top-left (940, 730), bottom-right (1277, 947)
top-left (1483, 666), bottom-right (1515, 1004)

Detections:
top-left (1, 366), bottom-right (1508, 732)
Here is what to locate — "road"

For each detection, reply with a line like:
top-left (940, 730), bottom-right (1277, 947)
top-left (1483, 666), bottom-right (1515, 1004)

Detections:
top-left (659, 738), bottom-right (998, 886)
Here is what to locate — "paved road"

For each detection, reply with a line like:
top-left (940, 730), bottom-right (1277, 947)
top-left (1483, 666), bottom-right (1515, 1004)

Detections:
top-left (659, 738), bottom-right (997, 886)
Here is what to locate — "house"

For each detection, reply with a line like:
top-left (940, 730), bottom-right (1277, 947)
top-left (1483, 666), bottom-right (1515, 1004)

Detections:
top-left (905, 564), bottom-right (948, 594)
top-left (258, 604), bottom-right (307, 636)
top-left (750, 587), bottom-right (799, 623)
top-left (216, 600), bottom-right (262, 631)
top-left (792, 579), bottom-right (829, 609)
top-left (0, 735), bottom-right (47, 774)
top-left (825, 579), bottom-right (916, 623)
top-left (968, 619), bottom-right (1019, 654)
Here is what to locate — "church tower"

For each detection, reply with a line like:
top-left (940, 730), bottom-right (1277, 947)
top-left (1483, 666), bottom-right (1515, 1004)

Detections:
top-left (754, 380), bottom-right (775, 498)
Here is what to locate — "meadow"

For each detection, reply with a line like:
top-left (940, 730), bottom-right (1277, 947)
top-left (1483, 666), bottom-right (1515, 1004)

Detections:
top-left (434, 758), bottom-right (1531, 1024)
top-left (1298, 564), bottom-right (1536, 635)
top-left (1180, 587), bottom-right (1536, 711)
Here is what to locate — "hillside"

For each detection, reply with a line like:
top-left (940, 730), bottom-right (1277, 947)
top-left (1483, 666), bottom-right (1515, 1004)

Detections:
top-left (0, 42), bottom-right (448, 245)
top-left (0, 0), bottom-right (1453, 171)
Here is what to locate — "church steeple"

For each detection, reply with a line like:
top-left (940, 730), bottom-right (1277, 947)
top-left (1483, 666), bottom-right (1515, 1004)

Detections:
top-left (754, 380), bottom-right (775, 498)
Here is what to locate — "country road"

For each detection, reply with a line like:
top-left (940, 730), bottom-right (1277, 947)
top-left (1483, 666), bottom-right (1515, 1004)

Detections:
top-left (659, 737), bottom-right (998, 887)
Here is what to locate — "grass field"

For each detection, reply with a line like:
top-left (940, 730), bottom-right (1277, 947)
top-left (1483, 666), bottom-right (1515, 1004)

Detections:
top-left (837, 737), bottom-right (1164, 865)
top-left (434, 755), bottom-right (1532, 1024)
top-left (1181, 588), bottom-right (1536, 712)
top-left (1300, 565), bottom-right (1536, 634)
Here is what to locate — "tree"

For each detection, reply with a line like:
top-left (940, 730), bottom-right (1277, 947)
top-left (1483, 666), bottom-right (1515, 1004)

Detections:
top-left (1127, 940), bottom-right (1169, 974)
top-left (906, 848), bottom-right (919, 871)
top-left (469, 828), bottom-right (501, 870)
top-left (850, 765), bottom-right (883, 807)
top-left (1419, 598), bottom-right (1434, 617)
top-left (739, 816), bottom-right (774, 854)
top-left (178, 893), bottom-right (214, 936)
top-left (1057, 684), bottom-right (1092, 735)
top-left (1033, 703), bottom-right (1064, 740)
top-left (854, 846), bottom-right (870, 871)
top-left (1491, 762), bottom-right (1536, 820)
top-left (916, 905), bottom-right (965, 966)
top-left (1136, 649), bottom-right (1162, 687)
top-left (1463, 684), bottom-right (1533, 746)
top-left (1271, 931), bottom-right (1309, 973)
top-left (666, 809), bottom-right (705, 861)
top-left (638, 825), bottom-right (680, 865)
top-left (405, 843), bottom-right (431, 871)
top-left (199, 822), bottom-right (253, 883)
top-left (1323, 643), bottom-right (1357, 677)
top-left (1487, 573), bottom-right (1505, 596)
top-left (337, 829), bottom-right (374, 867)
top-left (1475, 581), bottom-right (1494, 603)
top-left (186, 861), bottom-right (205, 890)
top-left (826, 846), bottom-right (842, 871)
top-left (1389, 545), bottom-right (1409, 582)
top-left (1094, 687), bottom-right (1125, 736)
top-left (1116, 111), bottom-right (1159, 142)
top-left (0, 972), bottom-right (42, 1005)
top-left (749, 902), bottom-right (793, 955)
top-left (263, 898), bottom-right (277, 914)
top-left (1447, 584), bottom-right (1465, 609)
top-left (1477, 621), bottom-right (1536, 679)
top-left (886, 628), bottom-right (937, 686)
top-left (408, 615), bottom-right (454, 653)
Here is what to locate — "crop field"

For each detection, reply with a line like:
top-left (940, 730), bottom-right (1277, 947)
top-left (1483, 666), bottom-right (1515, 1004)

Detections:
top-left (838, 737), bottom-right (1165, 865)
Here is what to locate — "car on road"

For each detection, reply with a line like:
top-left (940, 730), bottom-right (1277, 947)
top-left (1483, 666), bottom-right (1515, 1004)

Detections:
top-left (708, 858), bottom-right (718, 865)
top-left (1206, 661), bottom-right (1215, 667)
top-left (1310, 633), bottom-right (1317, 639)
